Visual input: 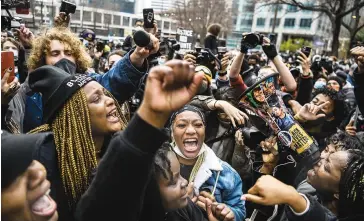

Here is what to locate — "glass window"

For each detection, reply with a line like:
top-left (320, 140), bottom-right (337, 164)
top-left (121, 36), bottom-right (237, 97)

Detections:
top-left (163, 21), bottom-right (170, 30)
top-left (171, 22), bottom-right (177, 31)
top-left (245, 3), bottom-right (255, 12)
top-left (287, 5), bottom-right (298, 12)
top-left (74, 10), bottom-right (80, 20)
top-left (270, 18), bottom-right (281, 27)
top-left (83, 11), bottom-right (92, 22)
top-left (114, 15), bottom-right (120, 25)
top-left (104, 14), bottom-right (111, 24)
top-left (256, 18), bottom-right (265, 26)
top-left (299, 19), bottom-right (312, 28)
top-left (241, 19), bottom-right (253, 26)
top-left (284, 18), bottom-right (295, 27)
top-left (123, 16), bottom-right (130, 26)
top-left (95, 12), bottom-right (101, 23)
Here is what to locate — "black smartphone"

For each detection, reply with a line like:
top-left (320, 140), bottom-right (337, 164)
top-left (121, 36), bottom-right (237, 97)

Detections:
top-left (268, 33), bottom-right (277, 44)
top-left (301, 46), bottom-right (311, 57)
top-left (143, 8), bottom-right (154, 28)
top-left (60, 0), bottom-right (76, 15)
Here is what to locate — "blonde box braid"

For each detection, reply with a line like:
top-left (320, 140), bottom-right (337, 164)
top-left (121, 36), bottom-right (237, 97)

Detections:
top-left (29, 89), bottom-right (127, 208)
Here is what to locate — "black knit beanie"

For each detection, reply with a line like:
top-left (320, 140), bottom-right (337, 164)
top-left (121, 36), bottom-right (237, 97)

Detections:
top-left (1, 131), bottom-right (53, 189)
top-left (28, 65), bottom-right (94, 123)
top-left (328, 76), bottom-right (344, 90)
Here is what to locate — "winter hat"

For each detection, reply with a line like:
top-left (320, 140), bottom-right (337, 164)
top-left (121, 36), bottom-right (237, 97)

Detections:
top-left (1, 131), bottom-right (53, 189)
top-left (328, 76), bottom-right (344, 90)
top-left (29, 65), bottom-right (94, 123)
top-left (336, 70), bottom-right (347, 82)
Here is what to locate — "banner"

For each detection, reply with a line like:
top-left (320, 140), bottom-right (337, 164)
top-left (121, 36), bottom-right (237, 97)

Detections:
top-left (176, 28), bottom-right (194, 54)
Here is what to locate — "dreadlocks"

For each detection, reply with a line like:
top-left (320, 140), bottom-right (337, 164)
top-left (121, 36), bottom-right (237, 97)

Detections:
top-left (339, 149), bottom-right (364, 218)
top-left (30, 89), bottom-right (127, 208)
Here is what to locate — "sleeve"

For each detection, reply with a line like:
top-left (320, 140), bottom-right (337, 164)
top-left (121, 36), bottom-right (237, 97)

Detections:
top-left (188, 95), bottom-right (215, 112)
top-left (230, 75), bottom-right (248, 94)
top-left (296, 77), bottom-right (313, 105)
top-left (353, 69), bottom-right (364, 115)
top-left (285, 194), bottom-right (337, 221)
top-left (222, 166), bottom-right (246, 221)
top-left (75, 114), bottom-right (168, 221)
top-left (91, 49), bottom-right (148, 104)
top-left (231, 142), bottom-right (253, 181)
top-left (1, 104), bottom-right (9, 131)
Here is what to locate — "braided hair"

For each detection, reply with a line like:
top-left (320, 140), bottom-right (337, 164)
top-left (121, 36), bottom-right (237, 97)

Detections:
top-left (339, 149), bottom-right (364, 218)
top-left (30, 89), bottom-right (127, 208)
top-left (153, 142), bottom-right (174, 181)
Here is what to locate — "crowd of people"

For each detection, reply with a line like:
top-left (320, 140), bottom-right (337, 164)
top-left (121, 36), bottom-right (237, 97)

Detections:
top-left (1, 11), bottom-right (364, 221)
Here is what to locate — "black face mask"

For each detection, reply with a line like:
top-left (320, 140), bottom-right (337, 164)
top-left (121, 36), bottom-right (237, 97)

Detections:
top-left (53, 58), bottom-right (77, 75)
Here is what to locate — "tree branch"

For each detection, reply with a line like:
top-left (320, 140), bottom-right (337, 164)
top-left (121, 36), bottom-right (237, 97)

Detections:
top-left (353, 23), bottom-right (364, 36)
top-left (342, 20), bottom-right (353, 32)
top-left (338, 0), bottom-right (364, 18)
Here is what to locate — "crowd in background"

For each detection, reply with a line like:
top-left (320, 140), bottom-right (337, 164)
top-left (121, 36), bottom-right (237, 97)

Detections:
top-left (1, 11), bottom-right (364, 221)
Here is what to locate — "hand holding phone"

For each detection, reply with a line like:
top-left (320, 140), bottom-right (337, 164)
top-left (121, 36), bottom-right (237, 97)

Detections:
top-left (143, 8), bottom-right (154, 29)
top-left (1, 52), bottom-right (15, 83)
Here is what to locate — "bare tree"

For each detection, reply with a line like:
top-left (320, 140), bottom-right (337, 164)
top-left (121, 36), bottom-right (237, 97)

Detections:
top-left (172, 0), bottom-right (236, 42)
top-left (341, 0), bottom-right (364, 51)
top-left (256, 0), bottom-right (364, 56)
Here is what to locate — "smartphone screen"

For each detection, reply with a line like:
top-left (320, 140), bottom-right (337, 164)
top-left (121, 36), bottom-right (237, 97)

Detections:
top-left (143, 8), bottom-right (154, 28)
top-left (302, 46), bottom-right (311, 57)
top-left (1, 51), bottom-right (15, 83)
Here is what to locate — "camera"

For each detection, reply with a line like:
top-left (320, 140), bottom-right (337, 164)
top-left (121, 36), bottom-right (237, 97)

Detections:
top-left (159, 37), bottom-right (180, 60)
top-left (60, 0), bottom-right (76, 15)
top-left (242, 33), bottom-right (264, 48)
top-left (1, 0), bottom-right (30, 31)
top-left (311, 57), bottom-right (333, 74)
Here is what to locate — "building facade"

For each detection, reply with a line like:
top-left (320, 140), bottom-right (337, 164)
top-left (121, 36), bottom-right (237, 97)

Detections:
top-left (226, 0), bottom-right (255, 49)
top-left (251, 1), bottom-right (332, 53)
top-left (14, 0), bottom-right (177, 39)
top-left (134, 0), bottom-right (177, 14)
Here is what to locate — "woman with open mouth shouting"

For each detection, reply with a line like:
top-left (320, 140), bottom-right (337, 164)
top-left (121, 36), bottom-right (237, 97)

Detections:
top-left (27, 65), bottom-right (128, 221)
top-left (2, 132), bottom-right (58, 221)
top-left (169, 105), bottom-right (246, 221)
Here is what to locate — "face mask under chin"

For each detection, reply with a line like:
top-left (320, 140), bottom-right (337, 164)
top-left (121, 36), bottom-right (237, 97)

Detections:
top-left (53, 58), bottom-right (77, 75)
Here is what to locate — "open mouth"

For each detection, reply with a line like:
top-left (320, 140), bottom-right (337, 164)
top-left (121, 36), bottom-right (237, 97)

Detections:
top-left (183, 138), bottom-right (199, 152)
top-left (32, 189), bottom-right (57, 217)
top-left (106, 108), bottom-right (120, 123)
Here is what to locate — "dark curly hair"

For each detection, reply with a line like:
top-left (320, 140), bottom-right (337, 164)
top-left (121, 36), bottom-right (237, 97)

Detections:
top-left (312, 87), bottom-right (345, 127)
top-left (326, 131), bottom-right (364, 152)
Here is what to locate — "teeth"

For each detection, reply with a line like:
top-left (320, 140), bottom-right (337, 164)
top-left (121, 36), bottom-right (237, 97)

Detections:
top-left (45, 189), bottom-right (50, 196)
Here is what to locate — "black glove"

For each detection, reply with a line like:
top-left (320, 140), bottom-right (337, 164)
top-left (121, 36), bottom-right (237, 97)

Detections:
top-left (262, 44), bottom-right (278, 60)
top-left (240, 38), bottom-right (250, 54)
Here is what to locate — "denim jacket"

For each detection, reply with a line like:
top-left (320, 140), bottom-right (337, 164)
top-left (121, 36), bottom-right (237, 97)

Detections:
top-left (6, 49), bottom-right (147, 133)
top-left (196, 146), bottom-right (246, 221)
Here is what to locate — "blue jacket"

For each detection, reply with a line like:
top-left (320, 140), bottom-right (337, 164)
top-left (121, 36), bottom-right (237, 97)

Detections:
top-left (195, 147), bottom-right (246, 221)
top-left (7, 50), bottom-right (148, 133)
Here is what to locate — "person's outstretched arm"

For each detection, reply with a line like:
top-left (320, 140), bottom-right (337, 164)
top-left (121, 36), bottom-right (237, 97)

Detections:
top-left (262, 38), bottom-right (297, 92)
top-left (75, 60), bottom-right (204, 221)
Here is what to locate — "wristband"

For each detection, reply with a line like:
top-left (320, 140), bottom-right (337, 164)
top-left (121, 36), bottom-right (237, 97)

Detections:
top-left (289, 193), bottom-right (310, 216)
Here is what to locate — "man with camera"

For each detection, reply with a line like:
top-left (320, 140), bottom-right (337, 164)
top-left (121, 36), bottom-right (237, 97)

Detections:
top-left (5, 13), bottom-right (160, 133)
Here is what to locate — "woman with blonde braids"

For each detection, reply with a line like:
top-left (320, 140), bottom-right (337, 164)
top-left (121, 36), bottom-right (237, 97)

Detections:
top-left (27, 65), bottom-right (127, 221)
